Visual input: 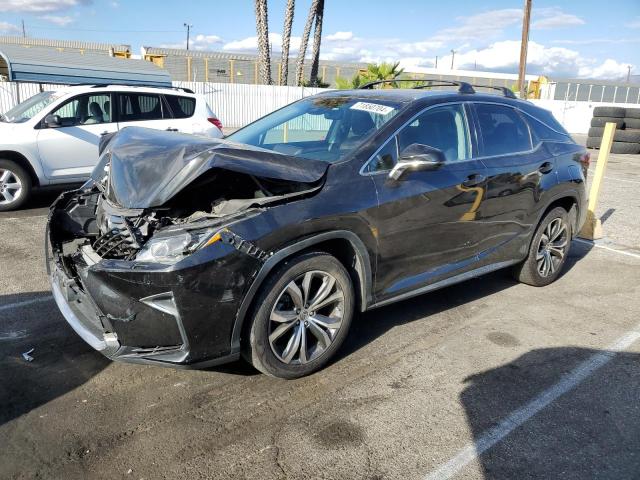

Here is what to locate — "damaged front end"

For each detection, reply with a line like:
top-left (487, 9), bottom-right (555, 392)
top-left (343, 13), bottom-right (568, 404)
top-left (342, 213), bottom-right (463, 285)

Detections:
top-left (47, 127), bottom-right (326, 367)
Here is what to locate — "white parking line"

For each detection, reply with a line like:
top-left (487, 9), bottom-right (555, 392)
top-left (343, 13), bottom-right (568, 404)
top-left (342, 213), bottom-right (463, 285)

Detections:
top-left (574, 238), bottom-right (640, 259)
top-left (423, 325), bottom-right (640, 480)
top-left (0, 215), bottom-right (48, 221)
top-left (587, 169), bottom-right (640, 185)
top-left (0, 295), bottom-right (53, 312)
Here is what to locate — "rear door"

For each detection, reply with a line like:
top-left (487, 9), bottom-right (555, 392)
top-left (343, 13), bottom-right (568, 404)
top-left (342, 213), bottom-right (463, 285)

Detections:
top-left (36, 92), bottom-right (117, 180)
top-left (471, 102), bottom-right (557, 263)
top-left (366, 103), bottom-right (491, 302)
top-left (116, 92), bottom-right (176, 132)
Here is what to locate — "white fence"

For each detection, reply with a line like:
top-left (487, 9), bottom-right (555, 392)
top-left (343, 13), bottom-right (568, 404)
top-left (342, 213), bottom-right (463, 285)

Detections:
top-left (1, 80), bottom-right (639, 134)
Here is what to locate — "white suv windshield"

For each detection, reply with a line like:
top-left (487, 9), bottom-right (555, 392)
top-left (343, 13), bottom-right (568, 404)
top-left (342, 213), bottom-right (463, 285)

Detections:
top-left (228, 96), bottom-right (403, 163)
top-left (2, 91), bottom-right (60, 123)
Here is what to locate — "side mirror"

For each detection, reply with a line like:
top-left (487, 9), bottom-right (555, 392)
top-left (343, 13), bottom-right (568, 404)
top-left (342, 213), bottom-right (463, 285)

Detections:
top-left (388, 143), bottom-right (445, 180)
top-left (43, 114), bottom-right (62, 128)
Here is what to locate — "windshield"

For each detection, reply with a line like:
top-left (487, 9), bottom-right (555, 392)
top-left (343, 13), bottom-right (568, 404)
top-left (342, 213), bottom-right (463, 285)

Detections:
top-left (2, 91), bottom-right (60, 123)
top-left (228, 95), bottom-right (403, 163)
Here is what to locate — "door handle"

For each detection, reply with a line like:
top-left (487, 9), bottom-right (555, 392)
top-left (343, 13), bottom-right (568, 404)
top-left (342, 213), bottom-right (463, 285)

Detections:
top-left (166, 127), bottom-right (178, 132)
top-left (462, 173), bottom-right (486, 188)
top-left (538, 162), bottom-right (554, 174)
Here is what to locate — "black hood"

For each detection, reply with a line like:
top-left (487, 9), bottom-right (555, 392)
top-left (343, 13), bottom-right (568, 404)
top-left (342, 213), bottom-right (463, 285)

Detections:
top-left (98, 127), bottom-right (329, 209)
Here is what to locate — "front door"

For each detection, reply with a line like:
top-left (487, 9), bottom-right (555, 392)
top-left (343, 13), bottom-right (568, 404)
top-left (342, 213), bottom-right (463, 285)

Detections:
top-left (36, 93), bottom-right (117, 180)
top-left (365, 103), bottom-right (490, 303)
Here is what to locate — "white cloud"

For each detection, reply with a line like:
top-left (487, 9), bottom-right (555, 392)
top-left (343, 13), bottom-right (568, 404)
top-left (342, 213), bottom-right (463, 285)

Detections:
top-left (532, 7), bottom-right (585, 30)
top-left (38, 14), bottom-right (73, 26)
top-left (326, 31), bottom-right (353, 42)
top-left (578, 59), bottom-right (633, 80)
top-left (223, 32), bottom-right (301, 54)
top-left (432, 9), bottom-right (522, 42)
top-left (0, 21), bottom-right (20, 34)
top-left (0, 0), bottom-right (90, 13)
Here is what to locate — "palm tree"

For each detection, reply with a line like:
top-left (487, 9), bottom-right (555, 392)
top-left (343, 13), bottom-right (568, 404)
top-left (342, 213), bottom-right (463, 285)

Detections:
top-left (255, 0), bottom-right (272, 85)
top-left (335, 72), bottom-right (364, 89)
top-left (362, 62), bottom-right (404, 86)
top-left (279, 0), bottom-right (295, 86)
top-left (308, 0), bottom-right (324, 86)
top-left (295, 0), bottom-right (319, 86)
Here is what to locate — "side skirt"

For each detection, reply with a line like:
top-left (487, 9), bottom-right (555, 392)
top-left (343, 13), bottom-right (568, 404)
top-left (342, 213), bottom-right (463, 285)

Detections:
top-left (368, 259), bottom-right (520, 309)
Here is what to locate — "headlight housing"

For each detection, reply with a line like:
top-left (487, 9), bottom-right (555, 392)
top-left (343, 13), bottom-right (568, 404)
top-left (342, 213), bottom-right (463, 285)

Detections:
top-left (136, 230), bottom-right (212, 264)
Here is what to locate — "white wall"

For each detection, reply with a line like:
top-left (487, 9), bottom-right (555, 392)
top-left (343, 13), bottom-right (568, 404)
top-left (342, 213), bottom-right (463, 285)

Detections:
top-left (1, 81), bottom-right (637, 134)
top-left (530, 99), bottom-right (639, 134)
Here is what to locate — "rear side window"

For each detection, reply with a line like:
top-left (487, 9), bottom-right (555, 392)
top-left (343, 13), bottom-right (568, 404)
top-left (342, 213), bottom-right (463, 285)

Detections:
top-left (165, 95), bottom-right (196, 119)
top-left (526, 115), bottom-right (571, 142)
top-left (118, 93), bottom-right (166, 121)
top-left (475, 104), bottom-right (532, 156)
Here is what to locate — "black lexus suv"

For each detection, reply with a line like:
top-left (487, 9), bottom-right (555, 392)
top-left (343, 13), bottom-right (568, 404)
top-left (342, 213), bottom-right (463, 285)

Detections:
top-left (47, 81), bottom-right (589, 378)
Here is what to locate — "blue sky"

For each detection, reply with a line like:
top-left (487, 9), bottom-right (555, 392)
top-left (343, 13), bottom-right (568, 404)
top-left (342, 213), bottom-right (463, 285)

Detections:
top-left (0, 0), bottom-right (638, 79)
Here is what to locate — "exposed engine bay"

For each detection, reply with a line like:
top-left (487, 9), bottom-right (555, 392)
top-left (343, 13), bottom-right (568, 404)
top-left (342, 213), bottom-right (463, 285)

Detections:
top-left (51, 127), bottom-right (328, 262)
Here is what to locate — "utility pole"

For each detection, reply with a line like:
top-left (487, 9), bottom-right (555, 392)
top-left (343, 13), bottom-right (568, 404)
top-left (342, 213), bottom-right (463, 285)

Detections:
top-left (21, 19), bottom-right (26, 37)
top-left (435, 56), bottom-right (438, 69)
top-left (184, 23), bottom-right (192, 50)
top-left (517, 0), bottom-right (532, 99)
top-left (627, 65), bottom-right (632, 83)
top-left (450, 50), bottom-right (455, 70)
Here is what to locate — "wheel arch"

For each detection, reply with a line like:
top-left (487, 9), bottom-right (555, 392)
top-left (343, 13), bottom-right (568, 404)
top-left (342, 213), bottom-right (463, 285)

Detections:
top-left (230, 230), bottom-right (374, 351)
top-left (0, 150), bottom-right (40, 187)
top-left (540, 193), bottom-right (580, 236)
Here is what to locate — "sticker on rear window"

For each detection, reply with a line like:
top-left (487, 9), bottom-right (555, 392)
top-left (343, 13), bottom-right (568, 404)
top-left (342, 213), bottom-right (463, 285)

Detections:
top-left (350, 102), bottom-right (394, 115)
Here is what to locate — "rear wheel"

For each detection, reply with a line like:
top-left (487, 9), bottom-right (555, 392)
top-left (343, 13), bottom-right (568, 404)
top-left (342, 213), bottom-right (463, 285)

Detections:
top-left (242, 252), bottom-right (354, 379)
top-left (513, 207), bottom-right (571, 286)
top-left (0, 160), bottom-right (32, 212)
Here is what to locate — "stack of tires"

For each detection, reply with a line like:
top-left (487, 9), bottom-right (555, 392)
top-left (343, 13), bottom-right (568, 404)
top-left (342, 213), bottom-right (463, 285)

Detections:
top-left (587, 106), bottom-right (640, 154)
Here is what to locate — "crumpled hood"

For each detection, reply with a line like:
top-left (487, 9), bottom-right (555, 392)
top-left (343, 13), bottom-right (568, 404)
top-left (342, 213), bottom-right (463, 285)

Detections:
top-left (99, 127), bottom-right (329, 209)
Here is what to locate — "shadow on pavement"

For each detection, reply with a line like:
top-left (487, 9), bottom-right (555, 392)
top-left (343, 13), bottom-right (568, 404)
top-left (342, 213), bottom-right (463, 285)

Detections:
top-left (0, 291), bottom-right (110, 426)
top-left (460, 346), bottom-right (640, 479)
top-left (339, 239), bottom-right (592, 361)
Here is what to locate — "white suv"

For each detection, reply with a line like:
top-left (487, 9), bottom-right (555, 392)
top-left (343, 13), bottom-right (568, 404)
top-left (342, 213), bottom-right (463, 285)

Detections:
top-left (0, 84), bottom-right (223, 211)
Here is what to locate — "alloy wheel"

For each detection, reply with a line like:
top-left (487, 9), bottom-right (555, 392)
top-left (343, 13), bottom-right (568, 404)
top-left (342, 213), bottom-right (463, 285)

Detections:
top-left (268, 270), bottom-right (345, 365)
top-left (536, 217), bottom-right (568, 277)
top-left (0, 168), bottom-right (23, 206)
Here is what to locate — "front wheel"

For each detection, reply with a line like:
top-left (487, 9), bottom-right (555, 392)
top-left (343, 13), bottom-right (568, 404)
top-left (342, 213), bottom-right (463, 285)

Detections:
top-left (513, 206), bottom-right (572, 286)
top-left (242, 252), bottom-right (355, 379)
top-left (0, 160), bottom-right (32, 212)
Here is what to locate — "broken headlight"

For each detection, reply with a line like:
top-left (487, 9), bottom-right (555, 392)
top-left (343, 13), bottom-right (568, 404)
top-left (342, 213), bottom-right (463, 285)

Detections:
top-left (136, 230), bottom-right (209, 264)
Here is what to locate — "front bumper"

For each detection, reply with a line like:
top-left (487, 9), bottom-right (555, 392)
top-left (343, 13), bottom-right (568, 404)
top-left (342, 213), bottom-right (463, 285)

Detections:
top-left (46, 197), bottom-right (253, 368)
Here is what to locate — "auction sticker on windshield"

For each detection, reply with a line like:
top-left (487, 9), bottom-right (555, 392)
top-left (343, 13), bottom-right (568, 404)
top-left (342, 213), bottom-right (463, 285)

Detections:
top-left (350, 101), bottom-right (394, 115)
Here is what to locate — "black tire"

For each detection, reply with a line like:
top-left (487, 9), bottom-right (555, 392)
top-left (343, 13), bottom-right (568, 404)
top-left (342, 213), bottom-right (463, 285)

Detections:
top-left (611, 142), bottom-right (640, 154)
top-left (0, 159), bottom-right (32, 212)
top-left (624, 118), bottom-right (640, 129)
top-left (614, 129), bottom-right (640, 143)
top-left (590, 117), bottom-right (624, 128)
top-left (242, 251), bottom-right (355, 379)
top-left (592, 106), bottom-right (625, 118)
top-left (512, 207), bottom-right (572, 287)
top-left (625, 108), bottom-right (640, 119)
top-left (587, 127), bottom-right (604, 138)
top-left (586, 137), bottom-right (602, 149)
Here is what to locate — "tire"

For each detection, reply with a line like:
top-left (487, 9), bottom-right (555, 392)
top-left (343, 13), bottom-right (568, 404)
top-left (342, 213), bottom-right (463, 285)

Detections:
top-left (587, 127), bottom-right (604, 138)
top-left (611, 142), bottom-right (640, 154)
top-left (586, 137), bottom-right (602, 149)
top-left (0, 159), bottom-right (32, 212)
top-left (590, 117), bottom-right (624, 128)
top-left (625, 108), bottom-right (640, 119)
top-left (242, 251), bottom-right (355, 379)
top-left (512, 207), bottom-right (572, 287)
top-left (614, 129), bottom-right (640, 143)
top-left (624, 118), bottom-right (640, 129)
top-left (592, 106), bottom-right (625, 118)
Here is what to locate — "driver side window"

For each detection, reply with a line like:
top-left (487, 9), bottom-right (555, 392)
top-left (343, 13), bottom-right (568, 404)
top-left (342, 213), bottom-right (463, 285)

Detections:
top-left (49, 94), bottom-right (111, 127)
top-left (397, 104), bottom-right (470, 162)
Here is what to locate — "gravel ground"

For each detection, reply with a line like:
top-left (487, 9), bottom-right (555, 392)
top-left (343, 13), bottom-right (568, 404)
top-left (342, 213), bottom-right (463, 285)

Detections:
top-left (1, 134), bottom-right (639, 480)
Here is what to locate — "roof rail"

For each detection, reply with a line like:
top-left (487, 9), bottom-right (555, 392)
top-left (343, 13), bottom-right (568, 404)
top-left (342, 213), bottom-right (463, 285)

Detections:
top-left (358, 79), bottom-right (475, 95)
top-left (87, 84), bottom-right (194, 94)
top-left (471, 85), bottom-right (517, 99)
